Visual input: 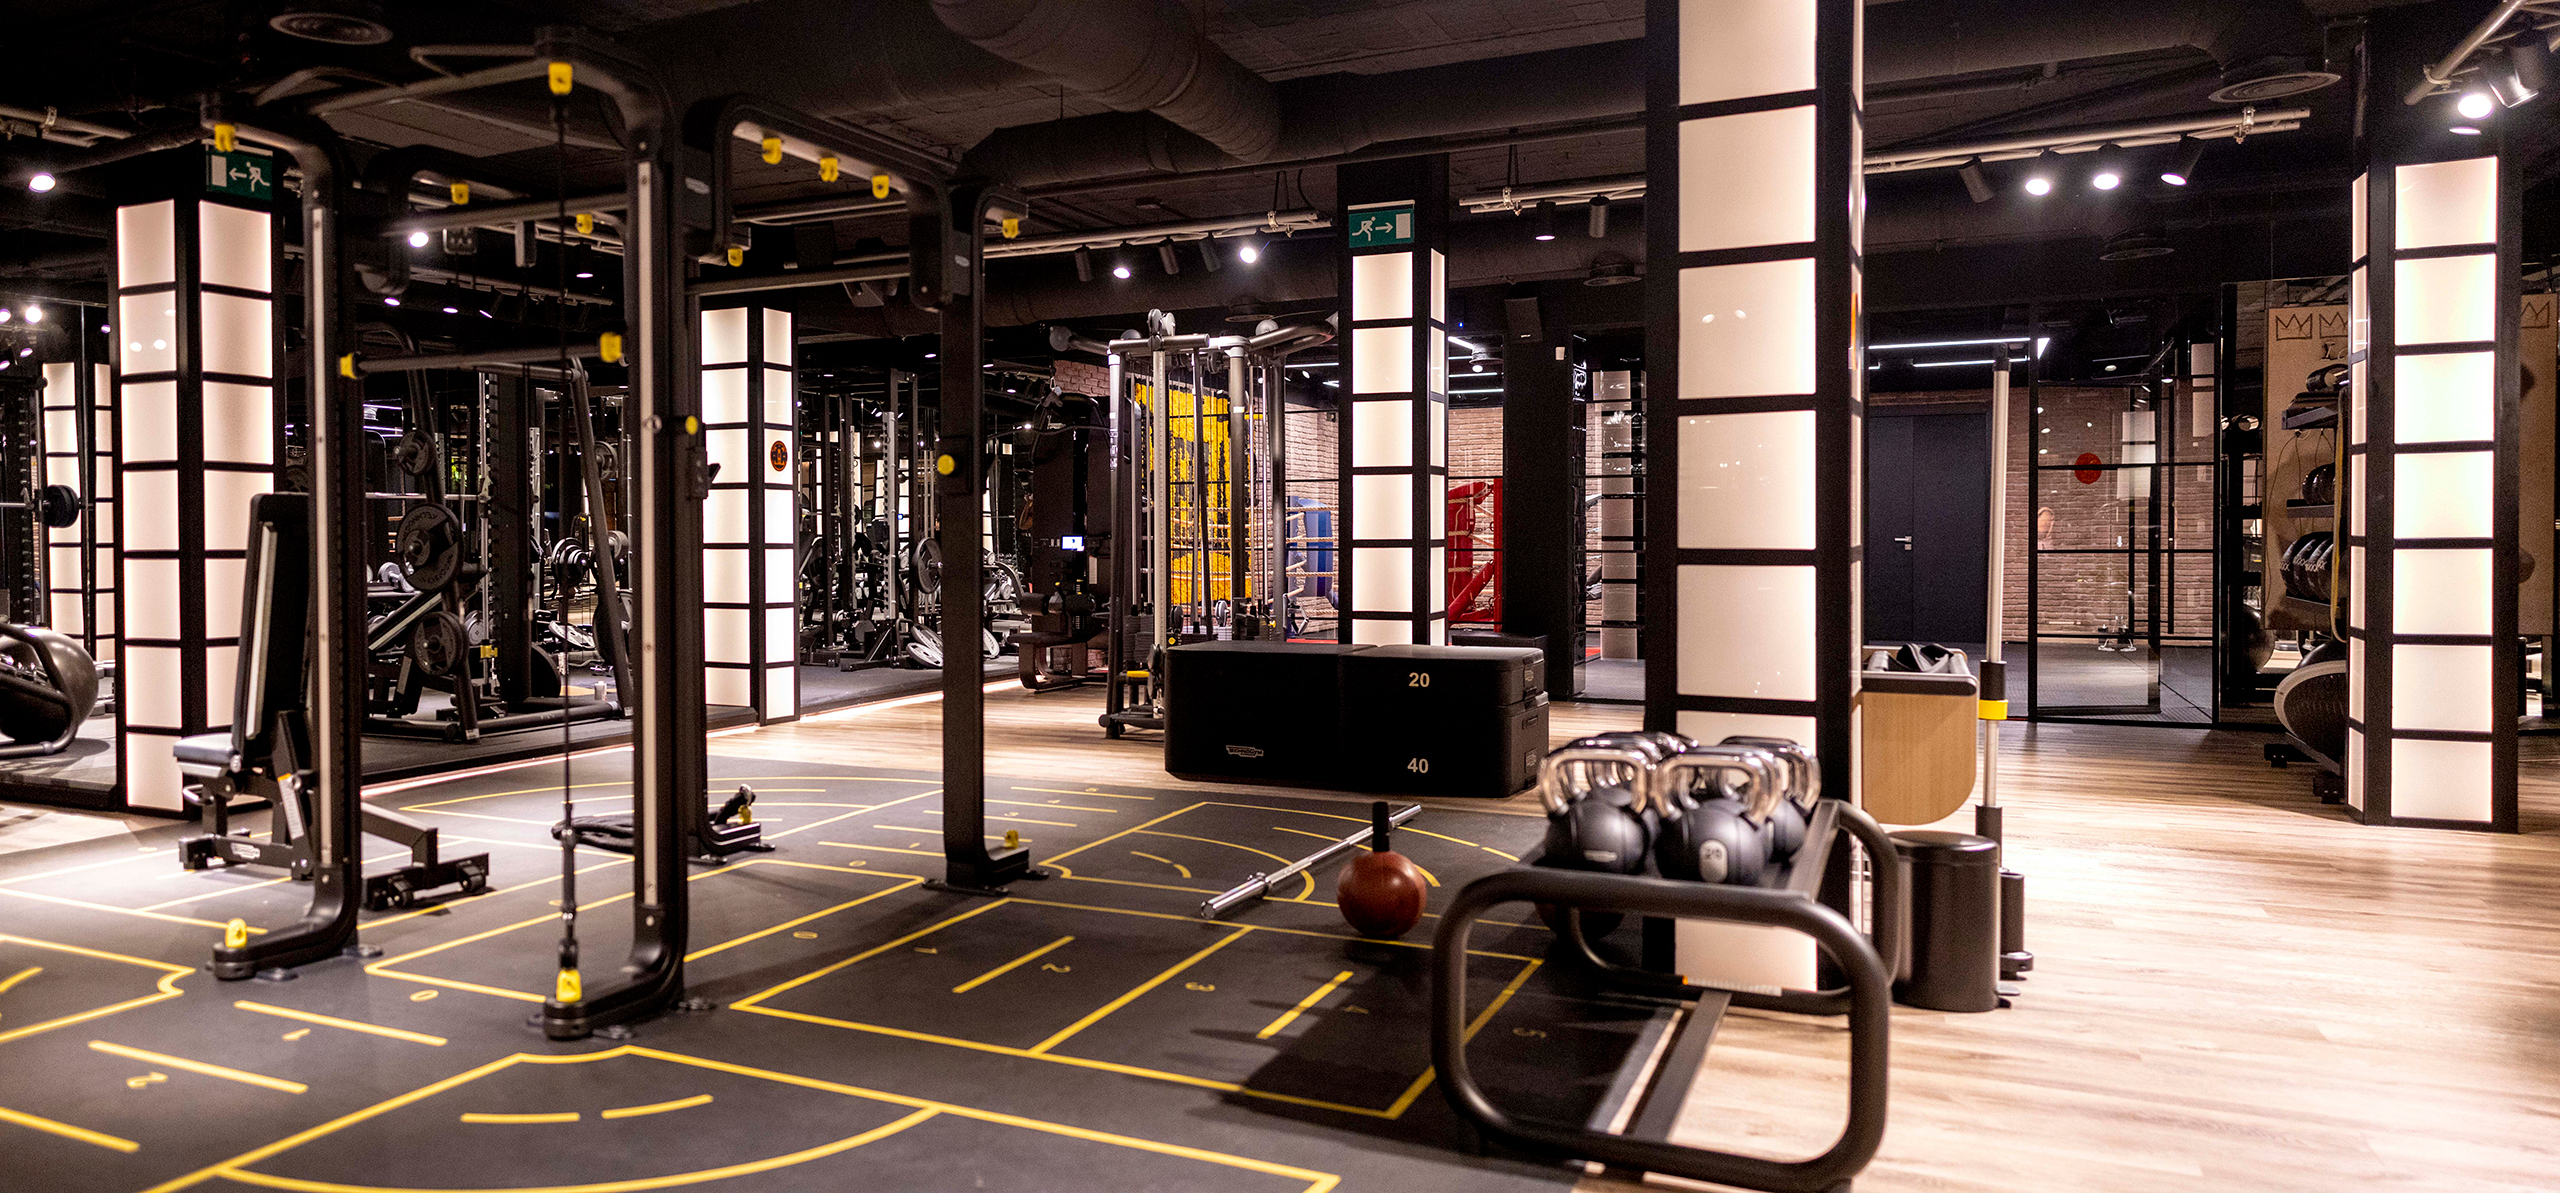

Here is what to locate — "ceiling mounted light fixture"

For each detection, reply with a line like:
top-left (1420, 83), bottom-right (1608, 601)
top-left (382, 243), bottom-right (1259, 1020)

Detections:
top-left (1111, 258), bottom-right (1132, 280)
top-left (2089, 144), bottom-right (2124, 191)
top-left (1587, 195), bottom-right (1609, 238)
top-left (2458, 91), bottom-right (2496, 120)
top-left (1073, 246), bottom-right (1093, 282)
top-left (2023, 150), bottom-right (2058, 197)
top-left (1157, 243), bottom-right (1180, 275)
top-left (2160, 137), bottom-right (2205, 186)
top-left (1200, 239), bottom-right (1222, 272)
top-left (2492, 40), bottom-right (2548, 107)
top-left (268, 2), bottom-right (393, 44)
top-left (1237, 241), bottom-right (1261, 264)
top-left (1532, 200), bottom-right (1557, 242)
top-left (26, 173), bottom-right (55, 194)
top-left (1957, 158), bottom-right (1994, 204)
top-left (407, 230), bottom-right (430, 248)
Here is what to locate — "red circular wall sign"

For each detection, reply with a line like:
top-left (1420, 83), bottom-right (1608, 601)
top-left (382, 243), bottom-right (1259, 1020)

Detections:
top-left (2073, 453), bottom-right (2103, 484)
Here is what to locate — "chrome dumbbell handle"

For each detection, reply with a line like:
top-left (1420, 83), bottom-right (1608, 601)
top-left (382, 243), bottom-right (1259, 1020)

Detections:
top-left (1536, 744), bottom-right (1656, 817)
top-left (1649, 746), bottom-right (1784, 823)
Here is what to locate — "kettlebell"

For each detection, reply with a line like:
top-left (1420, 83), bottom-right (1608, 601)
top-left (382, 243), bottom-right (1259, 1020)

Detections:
top-left (1539, 782), bottom-right (1651, 874)
top-left (1653, 792), bottom-right (1769, 885)
top-left (1720, 735), bottom-right (1818, 867)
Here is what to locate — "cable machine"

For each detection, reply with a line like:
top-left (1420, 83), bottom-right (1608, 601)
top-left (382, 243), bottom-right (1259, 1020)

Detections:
top-left (1095, 313), bottom-right (1331, 737)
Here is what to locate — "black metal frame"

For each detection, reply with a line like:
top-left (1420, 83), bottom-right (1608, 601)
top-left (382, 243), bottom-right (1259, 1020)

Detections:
top-left (1431, 854), bottom-right (1892, 1192)
top-left (202, 113), bottom-right (365, 979)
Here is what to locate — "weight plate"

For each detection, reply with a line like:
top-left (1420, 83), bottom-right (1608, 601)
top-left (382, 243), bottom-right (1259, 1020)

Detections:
top-left (397, 503), bottom-right (465, 591)
top-left (38, 484), bottom-right (79, 529)
top-left (408, 611), bottom-right (466, 677)
top-left (391, 433), bottom-right (436, 477)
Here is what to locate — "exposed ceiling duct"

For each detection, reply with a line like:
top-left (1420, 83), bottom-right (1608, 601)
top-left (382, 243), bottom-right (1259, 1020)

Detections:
top-left (929, 0), bottom-right (1280, 161)
top-left (1864, 0), bottom-right (2326, 91)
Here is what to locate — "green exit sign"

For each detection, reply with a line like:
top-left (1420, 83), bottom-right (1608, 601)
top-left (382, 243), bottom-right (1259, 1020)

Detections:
top-left (1347, 201), bottom-right (1414, 250)
top-left (205, 146), bottom-right (275, 202)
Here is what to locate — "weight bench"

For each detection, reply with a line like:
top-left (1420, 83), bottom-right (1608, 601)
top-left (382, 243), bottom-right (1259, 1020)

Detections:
top-left (176, 492), bottom-right (489, 911)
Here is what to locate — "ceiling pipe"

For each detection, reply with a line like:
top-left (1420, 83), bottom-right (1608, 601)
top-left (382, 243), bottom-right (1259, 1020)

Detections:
top-left (1864, 0), bottom-right (2323, 87)
top-left (930, 0), bottom-right (1280, 161)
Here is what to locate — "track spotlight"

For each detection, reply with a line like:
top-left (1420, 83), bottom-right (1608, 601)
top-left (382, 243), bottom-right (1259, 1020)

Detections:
top-left (26, 173), bottom-right (55, 194)
top-left (1237, 242), bottom-right (1261, 264)
top-left (1587, 195), bottom-right (1609, 238)
top-left (2023, 151), bottom-right (2057, 197)
top-left (408, 230), bottom-right (430, 248)
top-left (2089, 144), bottom-right (2123, 191)
top-left (1111, 258), bottom-right (1132, 280)
top-left (1073, 246), bottom-right (1093, 282)
top-left (23, 306), bottom-right (40, 324)
top-left (1532, 199), bottom-right (1557, 242)
top-left (2160, 137), bottom-right (2205, 186)
top-left (2458, 90), bottom-right (2495, 120)
top-left (1957, 158), bottom-right (1994, 204)
top-left (1200, 239), bottom-right (1222, 272)
top-left (1157, 243), bottom-right (1180, 275)
top-left (2492, 42), bottom-right (2547, 107)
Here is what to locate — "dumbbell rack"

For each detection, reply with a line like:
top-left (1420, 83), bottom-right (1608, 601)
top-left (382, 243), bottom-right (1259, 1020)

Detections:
top-left (1430, 798), bottom-right (1902, 1193)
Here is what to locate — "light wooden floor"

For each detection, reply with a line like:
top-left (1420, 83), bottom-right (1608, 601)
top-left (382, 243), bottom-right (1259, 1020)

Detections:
top-left (723, 684), bottom-right (2560, 1193)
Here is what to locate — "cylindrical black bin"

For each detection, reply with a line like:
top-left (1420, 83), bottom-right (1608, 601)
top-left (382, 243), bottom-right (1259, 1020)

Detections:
top-left (1890, 831), bottom-right (2001, 1012)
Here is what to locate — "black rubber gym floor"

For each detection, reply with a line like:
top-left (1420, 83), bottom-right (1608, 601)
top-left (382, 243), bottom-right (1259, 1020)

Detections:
top-left (0, 751), bottom-right (1665, 1192)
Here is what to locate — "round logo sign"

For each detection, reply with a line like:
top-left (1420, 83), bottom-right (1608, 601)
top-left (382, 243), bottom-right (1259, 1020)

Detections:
top-left (770, 440), bottom-right (789, 472)
top-left (2073, 452), bottom-right (2103, 484)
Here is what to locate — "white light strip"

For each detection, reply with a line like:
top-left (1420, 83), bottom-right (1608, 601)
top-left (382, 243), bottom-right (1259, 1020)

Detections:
top-left (1914, 359), bottom-right (1998, 368)
top-left (1866, 335), bottom-right (2049, 357)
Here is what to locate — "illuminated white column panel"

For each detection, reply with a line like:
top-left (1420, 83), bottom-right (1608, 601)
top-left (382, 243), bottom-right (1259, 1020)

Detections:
top-left (40, 362), bottom-right (116, 664)
top-left (2345, 153), bottom-right (2517, 829)
top-left (114, 195), bottom-right (276, 812)
top-left (1337, 160), bottom-right (1449, 646)
top-left (700, 305), bottom-right (799, 722)
top-left (1648, 0), bottom-right (1860, 776)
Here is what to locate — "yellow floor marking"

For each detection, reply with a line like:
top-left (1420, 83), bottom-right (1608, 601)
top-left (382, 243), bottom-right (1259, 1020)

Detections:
top-left (0, 1104), bottom-right (140, 1153)
top-left (1133, 831), bottom-right (1315, 900)
top-left (1268, 827), bottom-right (1441, 887)
top-left (817, 841), bottom-right (938, 857)
top-left (145, 1045), bottom-right (1332, 1193)
top-left (232, 1001), bottom-right (447, 1046)
top-left (1202, 802), bottom-right (1523, 860)
top-left (1379, 958), bottom-right (1542, 1118)
top-left (730, 899), bottom-right (1013, 1010)
top-left (684, 877), bottom-right (919, 962)
top-left (89, 1040), bottom-right (306, 1094)
top-left (598, 1094), bottom-right (712, 1120)
top-left (951, 935), bottom-right (1075, 994)
top-left (0, 965), bottom-right (41, 995)
top-left (1009, 785), bottom-right (1156, 800)
top-left (282, 1030), bottom-right (309, 1041)
top-left (999, 895), bottom-right (1538, 960)
top-left (458, 1111), bottom-right (579, 1124)
top-left (0, 886), bottom-right (268, 933)
top-left (1062, 873), bottom-right (1219, 895)
top-left (0, 935), bottom-right (192, 1047)
top-left (1040, 802), bottom-right (1210, 866)
top-left (1257, 970), bottom-right (1355, 1041)
top-left (1029, 927), bottom-right (1249, 1054)
top-left (402, 807), bottom-right (561, 828)
top-left (764, 795), bottom-right (929, 842)
top-left (988, 798), bottom-right (1118, 813)
top-left (234, 1102), bottom-right (942, 1193)
top-left (1127, 851), bottom-right (1192, 879)
top-left (920, 809), bottom-right (1077, 827)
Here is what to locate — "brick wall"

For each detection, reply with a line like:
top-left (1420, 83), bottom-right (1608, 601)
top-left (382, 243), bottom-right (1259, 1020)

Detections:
top-left (1872, 386), bottom-right (2214, 645)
